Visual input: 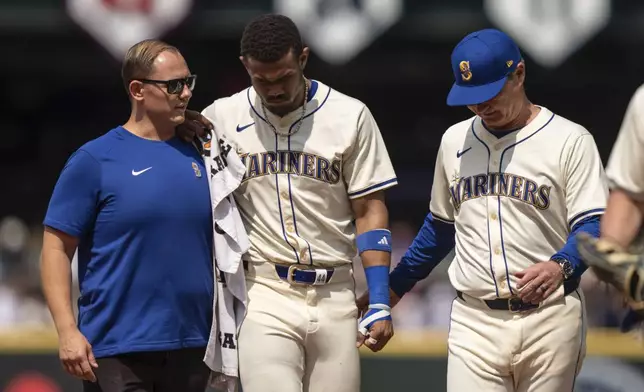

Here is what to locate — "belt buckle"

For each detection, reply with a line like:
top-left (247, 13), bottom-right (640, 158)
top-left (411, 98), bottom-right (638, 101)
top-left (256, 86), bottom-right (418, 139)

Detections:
top-left (508, 297), bottom-right (525, 313)
top-left (286, 265), bottom-right (308, 286)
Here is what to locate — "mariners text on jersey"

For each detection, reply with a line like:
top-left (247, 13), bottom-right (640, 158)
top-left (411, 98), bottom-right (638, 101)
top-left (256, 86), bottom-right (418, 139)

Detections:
top-left (449, 172), bottom-right (551, 211)
top-left (240, 150), bottom-right (342, 184)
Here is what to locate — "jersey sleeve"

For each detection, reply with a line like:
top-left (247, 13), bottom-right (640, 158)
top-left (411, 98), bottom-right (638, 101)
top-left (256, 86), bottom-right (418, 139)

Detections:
top-left (605, 86), bottom-right (644, 199)
top-left (562, 133), bottom-right (608, 229)
top-left (344, 105), bottom-right (397, 199)
top-left (43, 149), bottom-right (101, 238)
top-left (429, 139), bottom-right (455, 223)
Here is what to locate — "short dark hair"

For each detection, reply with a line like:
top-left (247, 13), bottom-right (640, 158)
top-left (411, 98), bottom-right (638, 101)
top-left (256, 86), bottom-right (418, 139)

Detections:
top-left (240, 14), bottom-right (303, 62)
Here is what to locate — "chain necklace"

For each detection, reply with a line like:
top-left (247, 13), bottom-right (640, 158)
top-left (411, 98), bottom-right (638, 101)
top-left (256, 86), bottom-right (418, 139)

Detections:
top-left (261, 79), bottom-right (309, 137)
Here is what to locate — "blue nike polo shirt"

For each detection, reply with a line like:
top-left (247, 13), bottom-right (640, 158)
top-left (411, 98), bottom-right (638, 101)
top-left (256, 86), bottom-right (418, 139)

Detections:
top-left (44, 126), bottom-right (214, 358)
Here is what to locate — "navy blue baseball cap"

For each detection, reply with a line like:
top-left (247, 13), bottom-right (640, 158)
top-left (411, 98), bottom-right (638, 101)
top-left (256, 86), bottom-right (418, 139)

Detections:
top-left (446, 29), bottom-right (522, 106)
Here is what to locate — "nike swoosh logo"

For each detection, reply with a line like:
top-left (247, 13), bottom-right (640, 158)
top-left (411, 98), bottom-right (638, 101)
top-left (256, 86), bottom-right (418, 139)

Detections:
top-left (236, 122), bottom-right (255, 132)
top-left (132, 167), bottom-right (153, 176)
top-left (456, 147), bottom-right (472, 158)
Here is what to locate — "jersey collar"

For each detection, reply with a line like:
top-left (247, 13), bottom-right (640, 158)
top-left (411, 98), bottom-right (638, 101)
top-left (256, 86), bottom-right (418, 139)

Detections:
top-left (248, 80), bottom-right (330, 130)
top-left (471, 106), bottom-right (553, 147)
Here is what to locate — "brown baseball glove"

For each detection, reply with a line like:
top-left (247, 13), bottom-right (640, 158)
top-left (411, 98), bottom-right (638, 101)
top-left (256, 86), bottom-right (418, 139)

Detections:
top-left (577, 232), bottom-right (644, 331)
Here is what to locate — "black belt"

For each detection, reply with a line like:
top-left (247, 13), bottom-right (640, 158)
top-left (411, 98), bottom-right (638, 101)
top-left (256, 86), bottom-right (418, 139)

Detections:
top-left (457, 278), bottom-right (579, 313)
top-left (274, 264), bottom-right (335, 286)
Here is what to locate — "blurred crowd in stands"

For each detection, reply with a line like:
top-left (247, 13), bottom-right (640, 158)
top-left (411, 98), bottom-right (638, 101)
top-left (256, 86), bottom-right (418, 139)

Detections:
top-left (0, 214), bottom-right (628, 330)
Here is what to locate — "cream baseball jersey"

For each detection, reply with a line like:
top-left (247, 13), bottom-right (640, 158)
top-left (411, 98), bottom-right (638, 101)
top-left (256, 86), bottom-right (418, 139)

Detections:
top-left (606, 84), bottom-right (644, 199)
top-left (201, 80), bottom-right (397, 267)
top-left (430, 107), bottom-right (608, 299)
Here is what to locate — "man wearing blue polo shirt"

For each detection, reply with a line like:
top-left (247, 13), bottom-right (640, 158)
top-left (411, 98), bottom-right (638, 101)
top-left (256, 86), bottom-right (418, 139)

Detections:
top-left (40, 39), bottom-right (213, 392)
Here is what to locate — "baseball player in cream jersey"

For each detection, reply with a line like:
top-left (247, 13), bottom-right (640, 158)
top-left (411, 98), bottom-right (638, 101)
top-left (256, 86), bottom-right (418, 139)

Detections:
top-left (360, 29), bottom-right (608, 392)
top-left (592, 84), bottom-right (644, 251)
top-left (198, 14), bottom-right (396, 392)
top-left (576, 84), bottom-right (644, 332)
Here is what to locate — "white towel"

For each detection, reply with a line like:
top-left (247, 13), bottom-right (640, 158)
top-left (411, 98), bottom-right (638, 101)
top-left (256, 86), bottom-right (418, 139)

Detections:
top-left (198, 130), bottom-right (250, 392)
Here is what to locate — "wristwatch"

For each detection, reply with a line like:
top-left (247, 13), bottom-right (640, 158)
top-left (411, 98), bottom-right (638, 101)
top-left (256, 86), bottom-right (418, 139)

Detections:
top-left (552, 257), bottom-right (574, 280)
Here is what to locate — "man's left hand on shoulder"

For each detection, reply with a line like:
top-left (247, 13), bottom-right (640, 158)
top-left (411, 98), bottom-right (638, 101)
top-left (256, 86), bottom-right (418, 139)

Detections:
top-left (515, 260), bottom-right (564, 304)
top-left (176, 109), bottom-right (213, 143)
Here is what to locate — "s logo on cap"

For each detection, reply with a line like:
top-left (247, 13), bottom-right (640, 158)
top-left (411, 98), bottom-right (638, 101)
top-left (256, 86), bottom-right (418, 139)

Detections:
top-left (459, 60), bottom-right (472, 81)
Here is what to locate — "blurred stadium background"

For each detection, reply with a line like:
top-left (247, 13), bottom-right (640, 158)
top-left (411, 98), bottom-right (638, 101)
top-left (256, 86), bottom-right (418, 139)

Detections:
top-left (2, 0), bottom-right (644, 391)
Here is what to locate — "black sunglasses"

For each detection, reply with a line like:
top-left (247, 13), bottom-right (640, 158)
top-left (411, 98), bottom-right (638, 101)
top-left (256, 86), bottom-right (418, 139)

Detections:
top-left (136, 74), bottom-right (197, 94)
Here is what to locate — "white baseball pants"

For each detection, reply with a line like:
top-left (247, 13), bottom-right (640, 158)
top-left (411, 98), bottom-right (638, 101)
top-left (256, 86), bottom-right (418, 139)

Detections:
top-left (238, 261), bottom-right (361, 392)
top-left (447, 290), bottom-right (587, 392)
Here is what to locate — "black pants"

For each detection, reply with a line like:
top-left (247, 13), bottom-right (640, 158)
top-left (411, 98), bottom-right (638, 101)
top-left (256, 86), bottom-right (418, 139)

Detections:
top-left (83, 347), bottom-right (210, 392)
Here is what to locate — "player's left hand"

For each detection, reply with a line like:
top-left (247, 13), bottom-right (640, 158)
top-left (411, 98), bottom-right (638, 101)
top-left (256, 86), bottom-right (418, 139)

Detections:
top-left (175, 109), bottom-right (213, 142)
top-left (356, 309), bottom-right (394, 353)
top-left (515, 260), bottom-right (563, 304)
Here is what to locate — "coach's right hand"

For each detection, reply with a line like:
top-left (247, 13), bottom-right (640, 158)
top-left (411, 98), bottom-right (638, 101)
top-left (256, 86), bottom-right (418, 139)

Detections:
top-left (59, 327), bottom-right (98, 382)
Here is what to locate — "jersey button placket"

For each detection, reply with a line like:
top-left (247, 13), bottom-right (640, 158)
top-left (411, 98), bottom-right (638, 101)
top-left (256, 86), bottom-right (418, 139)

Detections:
top-left (488, 149), bottom-right (507, 297)
top-left (274, 136), bottom-right (299, 260)
top-left (492, 143), bottom-right (503, 166)
top-left (280, 191), bottom-right (295, 234)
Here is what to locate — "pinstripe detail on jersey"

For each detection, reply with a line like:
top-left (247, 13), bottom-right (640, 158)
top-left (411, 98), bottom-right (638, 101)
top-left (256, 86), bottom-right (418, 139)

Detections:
top-left (497, 112), bottom-right (556, 296)
top-left (281, 80), bottom-right (326, 265)
top-left (470, 119), bottom-right (499, 298)
top-left (288, 135), bottom-right (314, 265)
top-left (246, 89), bottom-right (301, 262)
top-left (245, 81), bottom-right (331, 265)
top-left (247, 87), bottom-right (266, 124)
top-left (275, 134), bottom-right (301, 264)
